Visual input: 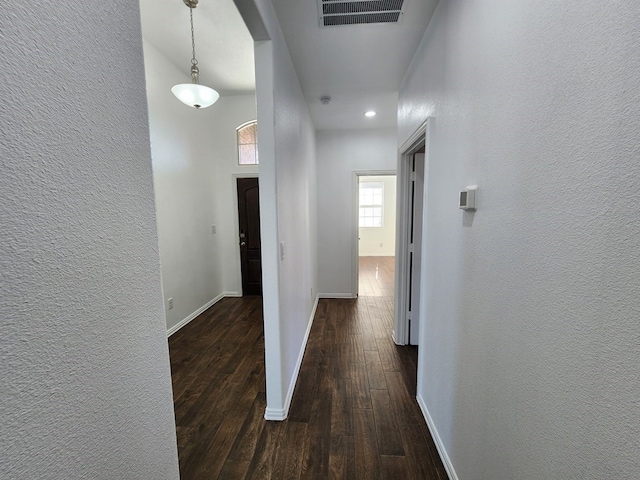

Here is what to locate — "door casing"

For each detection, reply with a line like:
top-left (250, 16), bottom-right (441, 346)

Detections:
top-left (394, 118), bottom-right (431, 345)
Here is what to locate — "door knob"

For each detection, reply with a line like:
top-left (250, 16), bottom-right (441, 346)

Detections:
top-left (240, 241), bottom-right (246, 247)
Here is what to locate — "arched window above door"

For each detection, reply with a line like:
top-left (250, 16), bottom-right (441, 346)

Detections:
top-left (237, 120), bottom-right (258, 165)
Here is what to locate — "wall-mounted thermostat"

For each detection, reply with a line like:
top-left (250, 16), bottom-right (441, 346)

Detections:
top-left (459, 186), bottom-right (477, 210)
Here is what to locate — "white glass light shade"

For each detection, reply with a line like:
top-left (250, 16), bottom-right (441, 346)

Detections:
top-left (171, 83), bottom-right (219, 109)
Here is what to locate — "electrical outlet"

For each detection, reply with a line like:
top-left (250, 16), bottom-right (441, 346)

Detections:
top-left (168, 298), bottom-right (174, 310)
top-left (380, 243), bottom-right (383, 247)
top-left (212, 225), bottom-right (216, 234)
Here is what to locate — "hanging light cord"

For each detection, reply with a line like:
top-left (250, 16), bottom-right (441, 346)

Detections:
top-left (187, 3), bottom-right (201, 85)
top-left (190, 6), bottom-right (198, 68)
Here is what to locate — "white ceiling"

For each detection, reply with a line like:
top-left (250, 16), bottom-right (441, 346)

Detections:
top-left (139, 0), bottom-right (438, 130)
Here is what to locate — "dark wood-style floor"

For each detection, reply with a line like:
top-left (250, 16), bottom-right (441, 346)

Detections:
top-left (168, 256), bottom-right (448, 479)
top-left (358, 255), bottom-right (396, 297)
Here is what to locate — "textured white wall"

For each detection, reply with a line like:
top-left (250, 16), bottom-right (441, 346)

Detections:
top-left (316, 129), bottom-right (397, 295)
top-left (1, 3), bottom-right (179, 479)
top-left (141, 39), bottom-right (257, 331)
top-left (247, 0), bottom-right (318, 418)
top-left (399, 1), bottom-right (640, 479)
top-left (358, 175), bottom-right (396, 256)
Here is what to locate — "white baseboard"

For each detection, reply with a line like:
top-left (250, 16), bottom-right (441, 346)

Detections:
top-left (264, 294), bottom-right (320, 421)
top-left (416, 394), bottom-right (459, 480)
top-left (166, 292), bottom-right (229, 337)
top-left (263, 405), bottom-right (286, 421)
top-left (318, 292), bottom-right (357, 299)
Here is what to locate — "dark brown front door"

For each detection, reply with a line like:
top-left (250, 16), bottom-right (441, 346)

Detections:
top-left (237, 178), bottom-right (262, 295)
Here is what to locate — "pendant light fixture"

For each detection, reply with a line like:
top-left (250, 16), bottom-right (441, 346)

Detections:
top-left (171, 0), bottom-right (219, 109)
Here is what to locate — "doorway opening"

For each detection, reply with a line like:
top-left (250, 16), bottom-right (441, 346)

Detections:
top-left (354, 173), bottom-right (397, 299)
top-left (394, 119), bottom-right (429, 346)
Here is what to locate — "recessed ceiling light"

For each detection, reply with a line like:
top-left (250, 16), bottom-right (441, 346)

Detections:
top-left (364, 111), bottom-right (376, 117)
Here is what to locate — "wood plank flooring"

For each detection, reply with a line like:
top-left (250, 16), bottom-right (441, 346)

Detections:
top-left (168, 256), bottom-right (448, 479)
top-left (358, 256), bottom-right (396, 297)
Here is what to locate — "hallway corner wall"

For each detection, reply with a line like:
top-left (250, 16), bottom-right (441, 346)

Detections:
top-left (246, 0), bottom-right (319, 419)
top-left (1, 2), bottom-right (179, 478)
top-left (399, 1), bottom-right (640, 479)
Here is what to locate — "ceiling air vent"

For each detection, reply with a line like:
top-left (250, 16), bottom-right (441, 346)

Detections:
top-left (318, 0), bottom-right (404, 27)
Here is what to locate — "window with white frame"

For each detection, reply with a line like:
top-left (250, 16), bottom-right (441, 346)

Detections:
top-left (237, 120), bottom-right (258, 165)
top-left (359, 181), bottom-right (384, 227)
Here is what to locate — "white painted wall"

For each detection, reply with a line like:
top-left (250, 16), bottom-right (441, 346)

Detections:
top-left (399, 1), bottom-right (640, 479)
top-left (358, 175), bottom-right (396, 256)
top-left (316, 129), bottom-right (397, 296)
top-left (1, 3), bottom-right (179, 478)
top-left (238, 0), bottom-right (318, 419)
top-left (208, 96), bottom-right (259, 295)
top-left (141, 39), bottom-right (257, 332)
